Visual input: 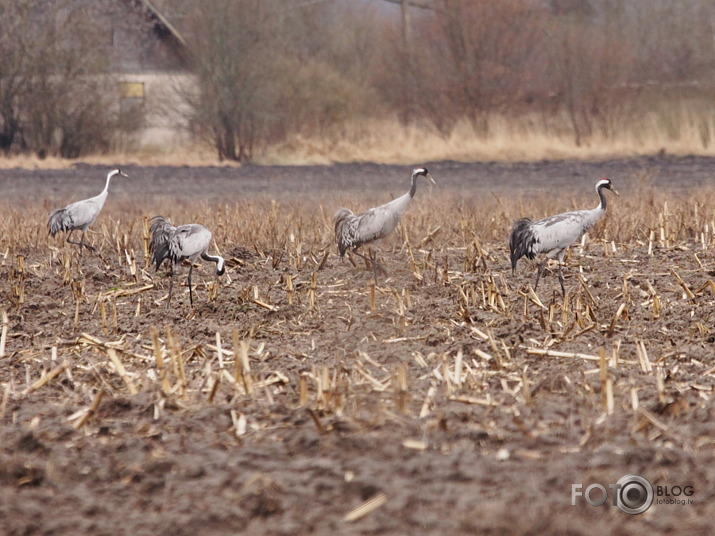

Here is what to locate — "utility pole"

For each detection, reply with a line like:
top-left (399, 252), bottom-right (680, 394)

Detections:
top-left (379, 0), bottom-right (434, 48)
top-left (380, 0), bottom-right (434, 122)
top-left (401, 0), bottom-right (411, 45)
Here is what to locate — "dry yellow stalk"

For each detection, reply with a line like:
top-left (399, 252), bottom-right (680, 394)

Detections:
top-left (151, 327), bottom-right (171, 395)
top-left (23, 362), bottom-right (68, 395)
top-left (0, 383), bottom-right (9, 421)
top-left (299, 374), bottom-right (308, 406)
top-left (100, 301), bottom-right (108, 335)
top-left (207, 375), bottom-right (220, 403)
top-left (448, 395), bottom-right (496, 406)
top-left (343, 493), bottom-right (388, 522)
top-left (526, 348), bottom-right (601, 361)
top-left (670, 268), bottom-right (696, 301)
top-left (73, 389), bottom-right (105, 429)
top-left (253, 299), bottom-right (276, 311)
top-left (607, 302), bottom-right (628, 337)
top-left (521, 367), bottom-right (532, 405)
top-left (419, 382), bottom-right (437, 418)
top-left (402, 439), bottom-right (427, 450)
top-left (106, 348), bottom-right (138, 395)
top-left (394, 362), bottom-right (409, 414)
top-left (166, 327), bottom-right (186, 396)
top-left (232, 333), bottom-right (253, 396)
top-left (636, 340), bottom-right (652, 373)
top-left (0, 310), bottom-right (7, 358)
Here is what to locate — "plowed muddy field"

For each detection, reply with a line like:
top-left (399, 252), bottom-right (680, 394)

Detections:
top-left (1, 155), bottom-right (714, 535)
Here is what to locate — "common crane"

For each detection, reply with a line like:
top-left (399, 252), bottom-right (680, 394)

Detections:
top-left (334, 167), bottom-right (436, 279)
top-left (509, 178), bottom-right (619, 296)
top-left (149, 216), bottom-right (226, 307)
top-left (47, 168), bottom-right (129, 251)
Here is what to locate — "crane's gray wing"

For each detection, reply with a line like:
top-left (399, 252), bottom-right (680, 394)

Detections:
top-left (149, 216), bottom-right (177, 270)
top-left (48, 197), bottom-right (101, 234)
top-left (334, 194), bottom-right (407, 256)
top-left (354, 204), bottom-right (401, 242)
top-left (509, 218), bottom-right (537, 271)
top-left (63, 194), bottom-right (107, 229)
top-left (171, 224), bottom-right (212, 260)
top-left (334, 208), bottom-right (356, 256)
top-left (531, 210), bottom-right (596, 253)
top-left (48, 208), bottom-right (74, 235)
top-left (336, 208), bottom-right (384, 253)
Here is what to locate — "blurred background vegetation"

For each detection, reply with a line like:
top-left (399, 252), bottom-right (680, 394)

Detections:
top-left (1, 0), bottom-right (714, 163)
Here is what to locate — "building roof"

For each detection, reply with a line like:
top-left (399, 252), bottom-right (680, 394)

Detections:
top-left (135, 0), bottom-right (188, 49)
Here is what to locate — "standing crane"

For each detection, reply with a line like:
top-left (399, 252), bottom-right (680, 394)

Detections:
top-left (149, 215), bottom-right (226, 307)
top-left (509, 178), bottom-right (619, 296)
top-left (334, 167), bottom-right (436, 279)
top-left (47, 168), bottom-right (129, 251)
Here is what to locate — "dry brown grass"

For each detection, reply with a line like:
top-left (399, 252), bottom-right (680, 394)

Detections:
top-left (5, 94), bottom-right (715, 168)
top-left (2, 182), bottom-right (713, 424)
top-left (0, 167), bottom-right (714, 534)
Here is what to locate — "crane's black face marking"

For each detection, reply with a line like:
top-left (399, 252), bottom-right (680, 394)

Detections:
top-left (596, 178), bottom-right (619, 196)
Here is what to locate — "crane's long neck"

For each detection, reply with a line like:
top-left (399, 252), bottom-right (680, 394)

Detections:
top-left (577, 184), bottom-right (609, 232)
top-left (102, 171), bottom-right (116, 195)
top-left (596, 184), bottom-right (608, 212)
top-left (205, 253), bottom-right (225, 275)
top-left (408, 174), bottom-right (418, 198)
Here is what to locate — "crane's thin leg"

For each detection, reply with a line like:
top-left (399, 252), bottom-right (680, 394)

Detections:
top-left (557, 263), bottom-right (566, 297)
top-left (166, 261), bottom-right (177, 308)
top-left (370, 249), bottom-right (379, 283)
top-left (187, 264), bottom-right (194, 307)
top-left (352, 249), bottom-right (369, 264)
top-left (367, 249), bottom-right (388, 282)
top-left (345, 251), bottom-right (358, 267)
top-left (351, 248), bottom-right (386, 278)
top-left (371, 249), bottom-right (387, 277)
top-left (65, 230), bottom-right (85, 251)
top-left (534, 259), bottom-right (548, 290)
top-left (556, 251), bottom-right (567, 297)
top-left (67, 230), bottom-right (95, 251)
top-left (82, 231), bottom-right (96, 251)
top-left (351, 249), bottom-right (372, 271)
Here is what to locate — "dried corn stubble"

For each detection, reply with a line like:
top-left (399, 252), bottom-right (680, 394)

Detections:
top-left (0, 166), bottom-right (714, 534)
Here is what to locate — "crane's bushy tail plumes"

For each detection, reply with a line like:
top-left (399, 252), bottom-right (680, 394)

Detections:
top-left (509, 218), bottom-right (537, 273)
top-left (333, 208), bottom-right (357, 257)
top-left (149, 216), bottom-right (177, 271)
top-left (47, 208), bottom-right (72, 237)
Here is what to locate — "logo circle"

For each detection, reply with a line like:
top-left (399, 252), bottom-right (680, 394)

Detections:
top-left (616, 474), bottom-right (653, 515)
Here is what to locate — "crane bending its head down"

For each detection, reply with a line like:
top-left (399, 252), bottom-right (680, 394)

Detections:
top-left (149, 215), bottom-right (225, 308)
top-left (333, 167), bottom-right (436, 278)
top-left (48, 168), bottom-right (129, 251)
top-left (509, 178), bottom-right (619, 296)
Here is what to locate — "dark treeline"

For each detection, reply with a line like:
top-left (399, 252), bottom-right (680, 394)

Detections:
top-left (1, 0), bottom-right (713, 161)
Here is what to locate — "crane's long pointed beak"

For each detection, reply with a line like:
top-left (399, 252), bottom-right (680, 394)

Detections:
top-left (611, 188), bottom-right (620, 196)
top-left (427, 173), bottom-right (436, 186)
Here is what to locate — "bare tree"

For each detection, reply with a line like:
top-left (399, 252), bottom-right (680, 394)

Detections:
top-left (542, 2), bottom-right (634, 145)
top-left (0, 1), bottom-right (32, 152)
top-left (0, 0), bottom-right (123, 157)
top-left (176, 0), bottom-right (289, 162)
top-left (176, 0), bottom-right (382, 162)
top-left (375, 1), bottom-right (545, 136)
